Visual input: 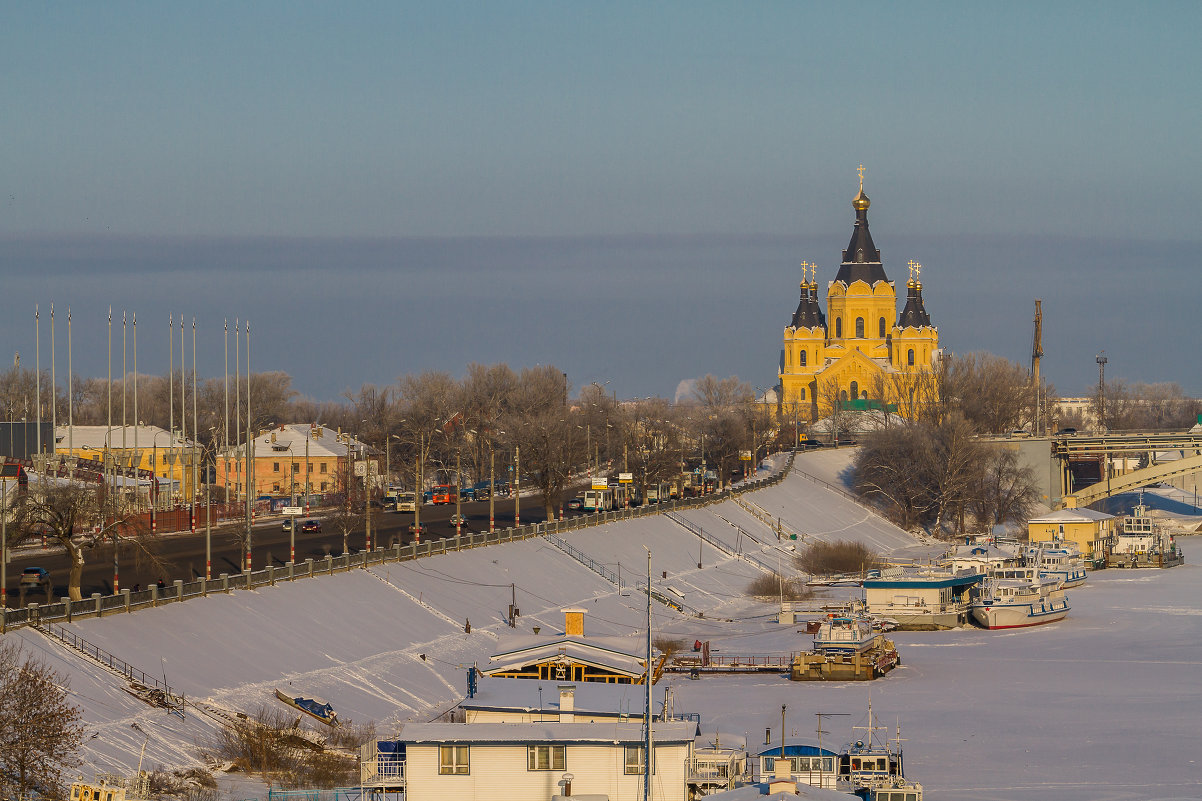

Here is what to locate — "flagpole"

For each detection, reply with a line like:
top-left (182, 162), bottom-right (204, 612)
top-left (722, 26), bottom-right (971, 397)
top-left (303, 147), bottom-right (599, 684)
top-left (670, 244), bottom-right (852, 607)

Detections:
top-left (35, 305), bottom-right (41, 456)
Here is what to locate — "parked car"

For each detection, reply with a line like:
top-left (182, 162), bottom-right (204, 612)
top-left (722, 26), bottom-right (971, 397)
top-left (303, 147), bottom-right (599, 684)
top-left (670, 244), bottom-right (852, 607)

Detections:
top-left (300, 519), bottom-right (322, 533)
top-left (20, 567), bottom-right (51, 589)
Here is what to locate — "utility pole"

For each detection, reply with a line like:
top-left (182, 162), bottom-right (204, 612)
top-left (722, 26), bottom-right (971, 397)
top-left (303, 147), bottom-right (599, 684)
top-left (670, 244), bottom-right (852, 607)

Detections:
top-left (455, 446), bottom-right (462, 537)
top-left (514, 445), bottom-right (520, 527)
top-left (364, 436), bottom-right (372, 553)
top-left (1096, 352), bottom-right (1108, 432)
top-left (414, 433), bottom-right (423, 540)
top-left (489, 445), bottom-right (495, 534)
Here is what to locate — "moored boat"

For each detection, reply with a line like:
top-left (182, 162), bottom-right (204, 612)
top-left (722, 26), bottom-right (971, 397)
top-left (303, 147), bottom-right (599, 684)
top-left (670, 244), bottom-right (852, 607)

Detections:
top-left (1106, 497), bottom-right (1185, 569)
top-left (1025, 542), bottom-right (1088, 588)
top-left (275, 688), bottom-right (339, 726)
top-left (970, 576), bottom-right (1069, 630)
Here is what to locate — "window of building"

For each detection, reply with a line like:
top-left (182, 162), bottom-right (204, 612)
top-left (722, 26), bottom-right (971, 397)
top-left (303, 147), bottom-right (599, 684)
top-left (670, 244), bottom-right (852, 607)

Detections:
top-left (292, 463), bottom-right (300, 473)
top-left (320, 481), bottom-right (328, 491)
top-left (528, 745), bottom-right (566, 771)
top-left (879, 317), bottom-right (887, 338)
top-left (907, 348), bottom-right (915, 366)
top-left (800, 388), bottom-right (806, 400)
top-left (624, 745), bottom-right (654, 775)
top-left (850, 381), bottom-right (859, 399)
top-left (839, 390), bottom-right (848, 402)
top-left (855, 317), bottom-right (864, 338)
top-left (271, 483), bottom-right (280, 493)
top-left (320, 463), bottom-right (328, 474)
top-left (307, 462), bottom-right (312, 473)
top-left (439, 745), bottom-right (469, 775)
top-left (835, 318), bottom-right (842, 338)
top-left (799, 350), bottom-right (807, 367)
top-left (273, 462), bottom-right (280, 473)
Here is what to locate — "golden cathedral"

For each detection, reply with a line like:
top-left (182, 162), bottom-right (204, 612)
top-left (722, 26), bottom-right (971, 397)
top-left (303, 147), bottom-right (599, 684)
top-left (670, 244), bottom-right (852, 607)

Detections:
top-left (778, 169), bottom-right (940, 423)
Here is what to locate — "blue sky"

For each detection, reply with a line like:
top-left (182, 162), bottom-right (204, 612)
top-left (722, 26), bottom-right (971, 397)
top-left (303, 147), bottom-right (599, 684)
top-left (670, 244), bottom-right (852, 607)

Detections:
top-left (2, 2), bottom-right (1199, 402)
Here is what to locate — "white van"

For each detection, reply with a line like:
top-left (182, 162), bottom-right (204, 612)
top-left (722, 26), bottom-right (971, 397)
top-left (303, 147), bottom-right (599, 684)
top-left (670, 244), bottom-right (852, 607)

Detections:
top-left (396, 492), bottom-right (417, 512)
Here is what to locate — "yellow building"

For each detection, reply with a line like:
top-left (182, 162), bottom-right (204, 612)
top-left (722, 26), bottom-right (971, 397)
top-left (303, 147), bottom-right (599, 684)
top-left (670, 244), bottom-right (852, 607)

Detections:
top-left (1027, 505), bottom-right (1115, 564)
top-left (53, 424), bottom-right (197, 504)
top-left (779, 170), bottom-right (940, 422)
top-left (215, 423), bottom-right (375, 499)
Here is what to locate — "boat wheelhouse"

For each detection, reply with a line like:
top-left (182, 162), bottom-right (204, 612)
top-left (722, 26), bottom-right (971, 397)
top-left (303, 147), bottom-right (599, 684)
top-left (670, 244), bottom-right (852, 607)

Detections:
top-left (753, 739), bottom-right (841, 790)
top-left (970, 576), bottom-right (1069, 630)
top-left (813, 614), bottom-right (878, 654)
top-left (1106, 498), bottom-right (1185, 568)
top-left (862, 569), bottom-right (983, 630)
top-left (839, 704), bottom-right (923, 801)
top-left (1025, 542), bottom-right (1088, 588)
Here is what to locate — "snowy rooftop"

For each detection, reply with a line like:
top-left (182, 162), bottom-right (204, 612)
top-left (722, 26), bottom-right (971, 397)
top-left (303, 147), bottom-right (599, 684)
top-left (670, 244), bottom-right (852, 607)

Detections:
top-left (396, 719), bottom-right (697, 745)
top-left (1028, 507), bottom-right (1115, 523)
top-left (462, 675), bottom-right (663, 717)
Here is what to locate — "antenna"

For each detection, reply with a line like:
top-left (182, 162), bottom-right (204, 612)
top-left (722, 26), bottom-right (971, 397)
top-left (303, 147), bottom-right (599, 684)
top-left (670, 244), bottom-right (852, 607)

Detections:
top-left (814, 712), bottom-right (849, 788)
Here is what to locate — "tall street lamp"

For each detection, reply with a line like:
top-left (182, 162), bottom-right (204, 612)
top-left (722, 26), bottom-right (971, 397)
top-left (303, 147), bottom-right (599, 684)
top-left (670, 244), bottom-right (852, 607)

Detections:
top-left (287, 442), bottom-right (297, 564)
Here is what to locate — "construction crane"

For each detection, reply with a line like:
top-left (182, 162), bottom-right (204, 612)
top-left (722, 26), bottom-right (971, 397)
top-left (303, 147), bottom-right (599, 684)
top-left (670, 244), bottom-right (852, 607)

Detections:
top-left (1031, 300), bottom-right (1043, 433)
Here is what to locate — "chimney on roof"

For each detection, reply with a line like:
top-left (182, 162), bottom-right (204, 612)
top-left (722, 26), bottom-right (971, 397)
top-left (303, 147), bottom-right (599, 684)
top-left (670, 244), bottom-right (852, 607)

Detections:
top-left (562, 608), bottom-right (586, 637)
top-left (558, 684), bottom-right (575, 723)
top-left (1063, 495), bottom-right (1078, 509)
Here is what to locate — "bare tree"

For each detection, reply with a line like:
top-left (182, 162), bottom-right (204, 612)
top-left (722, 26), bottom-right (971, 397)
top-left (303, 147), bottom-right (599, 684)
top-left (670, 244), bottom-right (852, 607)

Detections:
top-left (0, 639), bottom-right (85, 798)
top-left (503, 365), bottom-right (577, 518)
top-left (8, 481), bottom-right (163, 601)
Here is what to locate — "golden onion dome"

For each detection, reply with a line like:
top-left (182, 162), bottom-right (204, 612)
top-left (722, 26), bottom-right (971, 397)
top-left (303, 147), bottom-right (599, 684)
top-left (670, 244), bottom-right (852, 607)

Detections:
top-left (853, 187), bottom-right (871, 211)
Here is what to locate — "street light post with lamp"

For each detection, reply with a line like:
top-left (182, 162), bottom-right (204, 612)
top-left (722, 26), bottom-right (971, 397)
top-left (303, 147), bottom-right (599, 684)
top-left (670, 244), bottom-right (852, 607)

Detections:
top-left (455, 445), bottom-right (463, 537)
top-left (287, 443), bottom-right (297, 565)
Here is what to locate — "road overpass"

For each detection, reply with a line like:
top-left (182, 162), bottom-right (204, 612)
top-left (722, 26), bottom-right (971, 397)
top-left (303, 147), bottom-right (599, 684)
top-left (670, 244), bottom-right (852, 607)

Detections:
top-left (997, 431), bottom-right (1202, 510)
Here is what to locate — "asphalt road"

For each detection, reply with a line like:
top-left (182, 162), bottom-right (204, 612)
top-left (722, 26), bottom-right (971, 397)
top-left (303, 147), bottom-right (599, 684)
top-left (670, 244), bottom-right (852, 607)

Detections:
top-left (2, 488), bottom-right (597, 604)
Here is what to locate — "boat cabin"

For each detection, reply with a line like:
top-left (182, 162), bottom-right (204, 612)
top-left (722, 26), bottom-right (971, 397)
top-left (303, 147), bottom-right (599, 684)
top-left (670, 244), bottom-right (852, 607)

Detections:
top-left (753, 740), bottom-right (840, 789)
top-left (862, 570), bottom-right (983, 630)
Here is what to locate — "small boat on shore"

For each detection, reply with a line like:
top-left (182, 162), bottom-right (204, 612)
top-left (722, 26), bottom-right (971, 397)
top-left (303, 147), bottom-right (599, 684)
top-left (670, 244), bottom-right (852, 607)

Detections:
top-left (274, 688), bottom-right (338, 726)
top-left (970, 576), bottom-right (1069, 630)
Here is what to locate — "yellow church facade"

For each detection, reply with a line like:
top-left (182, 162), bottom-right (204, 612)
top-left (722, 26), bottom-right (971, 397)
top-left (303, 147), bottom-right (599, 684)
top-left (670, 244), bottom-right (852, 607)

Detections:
top-left (779, 173), bottom-right (940, 423)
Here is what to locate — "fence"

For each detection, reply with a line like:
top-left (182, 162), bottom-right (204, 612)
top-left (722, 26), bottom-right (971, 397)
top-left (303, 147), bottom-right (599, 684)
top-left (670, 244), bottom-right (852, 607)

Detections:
top-left (1, 452), bottom-right (796, 633)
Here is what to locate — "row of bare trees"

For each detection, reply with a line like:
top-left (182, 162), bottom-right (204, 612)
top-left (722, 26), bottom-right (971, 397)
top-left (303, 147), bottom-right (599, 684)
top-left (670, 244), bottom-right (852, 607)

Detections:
top-left (851, 415), bottom-right (1042, 535)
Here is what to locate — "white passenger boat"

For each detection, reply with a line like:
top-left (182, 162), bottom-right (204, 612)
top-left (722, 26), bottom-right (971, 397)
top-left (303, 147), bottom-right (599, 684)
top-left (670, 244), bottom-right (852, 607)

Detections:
top-left (813, 613), bottom-right (879, 654)
top-left (1025, 542), bottom-right (1088, 588)
top-left (970, 576), bottom-right (1069, 630)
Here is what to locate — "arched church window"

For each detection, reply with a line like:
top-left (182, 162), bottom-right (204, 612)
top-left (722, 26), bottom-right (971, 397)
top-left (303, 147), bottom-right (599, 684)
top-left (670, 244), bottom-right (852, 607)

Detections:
top-left (862, 389), bottom-right (868, 400)
top-left (879, 317), bottom-right (886, 338)
top-left (835, 318), bottom-right (842, 338)
top-left (907, 348), bottom-right (915, 366)
top-left (800, 388), bottom-right (806, 400)
top-left (787, 350), bottom-right (791, 367)
top-left (839, 390), bottom-right (848, 402)
top-left (799, 350), bottom-right (807, 366)
top-left (855, 318), bottom-right (864, 338)
top-left (850, 381), bottom-right (859, 399)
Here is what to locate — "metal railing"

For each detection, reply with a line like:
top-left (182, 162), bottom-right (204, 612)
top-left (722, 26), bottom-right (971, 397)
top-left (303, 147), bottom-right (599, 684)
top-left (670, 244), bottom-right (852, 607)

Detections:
top-left (38, 620), bottom-right (180, 698)
top-left (0, 451), bottom-right (795, 632)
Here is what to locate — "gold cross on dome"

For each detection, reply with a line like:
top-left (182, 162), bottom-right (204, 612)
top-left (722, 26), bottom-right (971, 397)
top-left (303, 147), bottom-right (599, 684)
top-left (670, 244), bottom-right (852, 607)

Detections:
top-left (857, 164), bottom-right (865, 190)
top-left (915, 263), bottom-right (922, 282)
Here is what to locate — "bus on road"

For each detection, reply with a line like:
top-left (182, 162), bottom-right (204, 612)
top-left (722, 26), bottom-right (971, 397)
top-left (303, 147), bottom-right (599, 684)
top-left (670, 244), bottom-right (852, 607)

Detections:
top-left (432, 484), bottom-right (457, 505)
